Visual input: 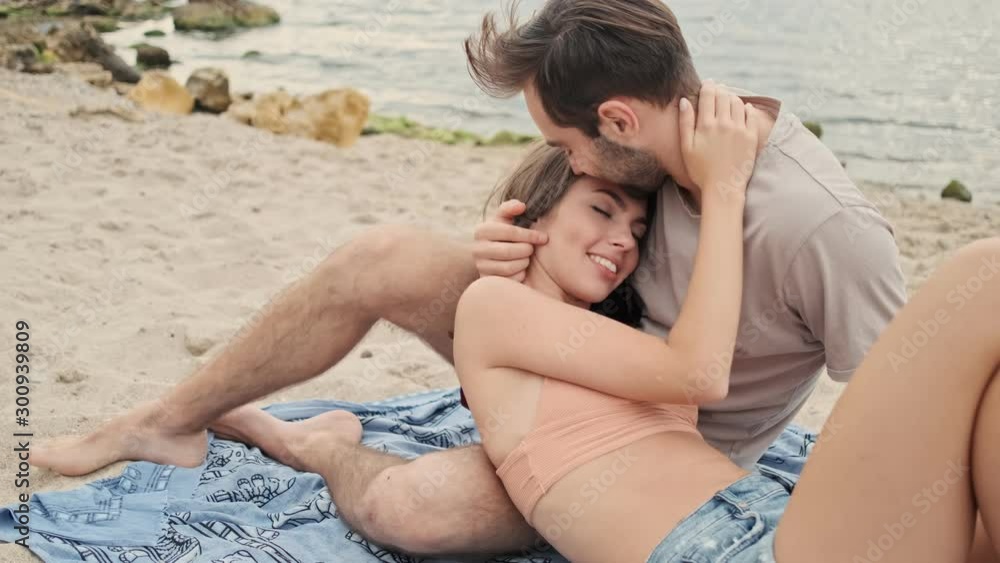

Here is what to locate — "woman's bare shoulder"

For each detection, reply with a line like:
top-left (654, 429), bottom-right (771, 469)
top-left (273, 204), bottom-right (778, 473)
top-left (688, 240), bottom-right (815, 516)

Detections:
top-left (454, 276), bottom-right (537, 363)
top-left (458, 275), bottom-right (534, 315)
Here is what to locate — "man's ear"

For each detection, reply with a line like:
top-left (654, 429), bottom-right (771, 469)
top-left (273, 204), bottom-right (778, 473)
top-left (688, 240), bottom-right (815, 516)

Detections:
top-left (596, 100), bottom-right (639, 141)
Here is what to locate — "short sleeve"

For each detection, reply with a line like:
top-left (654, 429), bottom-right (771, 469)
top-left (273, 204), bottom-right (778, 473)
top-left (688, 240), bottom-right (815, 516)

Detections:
top-left (781, 207), bottom-right (908, 382)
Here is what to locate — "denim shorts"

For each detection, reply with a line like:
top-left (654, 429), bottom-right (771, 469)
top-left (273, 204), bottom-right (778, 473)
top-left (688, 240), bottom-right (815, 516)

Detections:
top-left (645, 465), bottom-right (795, 563)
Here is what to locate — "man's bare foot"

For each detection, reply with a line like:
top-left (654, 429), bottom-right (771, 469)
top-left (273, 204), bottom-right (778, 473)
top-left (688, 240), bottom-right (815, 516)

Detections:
top-left (30, 400), bottom-right (208, 477)
top-left (209, 406), bottom-right (363, 473)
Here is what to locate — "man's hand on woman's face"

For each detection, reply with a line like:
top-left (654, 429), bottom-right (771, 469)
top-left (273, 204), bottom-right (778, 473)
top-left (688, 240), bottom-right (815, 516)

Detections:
top-left (473, 199), bottom-right (548, 283)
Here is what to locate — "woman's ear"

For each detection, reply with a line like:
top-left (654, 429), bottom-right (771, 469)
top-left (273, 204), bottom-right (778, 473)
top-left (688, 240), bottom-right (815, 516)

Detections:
top-left (597, 100), bottom-right (640, 141)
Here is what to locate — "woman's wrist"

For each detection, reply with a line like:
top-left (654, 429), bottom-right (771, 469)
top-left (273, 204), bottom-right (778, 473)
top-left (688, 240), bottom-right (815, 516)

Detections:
top-left (700, 182), bottom-right (747, 208)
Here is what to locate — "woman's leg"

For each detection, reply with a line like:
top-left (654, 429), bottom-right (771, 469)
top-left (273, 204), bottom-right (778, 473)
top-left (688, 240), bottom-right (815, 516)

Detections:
top-left (973, 368), bottom-right (1000, 557)
top-left (970, 517), bottom-right (999, 563)
top-left (775, 238), bottom-right (1000, 563)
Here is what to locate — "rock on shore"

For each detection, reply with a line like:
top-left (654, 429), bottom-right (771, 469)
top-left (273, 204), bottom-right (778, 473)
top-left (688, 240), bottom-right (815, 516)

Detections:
top-left (172, 0), bottom-right (279, 32)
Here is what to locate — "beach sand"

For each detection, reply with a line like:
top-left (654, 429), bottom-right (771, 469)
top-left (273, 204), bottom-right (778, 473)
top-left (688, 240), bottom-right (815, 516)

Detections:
top-left (1, 68), bottom-right (997, 561)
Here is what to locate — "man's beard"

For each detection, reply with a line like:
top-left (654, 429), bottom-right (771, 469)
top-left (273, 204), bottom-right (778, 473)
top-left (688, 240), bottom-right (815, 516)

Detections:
top-left (592, 135), bottom-right (667, 192)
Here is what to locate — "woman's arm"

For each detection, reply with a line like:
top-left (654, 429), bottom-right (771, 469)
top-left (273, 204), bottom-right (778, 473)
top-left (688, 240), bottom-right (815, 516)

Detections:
top-left (454, 84), bottom-right (756, 405)
top-left (455, 276), bottom-right (715, 404)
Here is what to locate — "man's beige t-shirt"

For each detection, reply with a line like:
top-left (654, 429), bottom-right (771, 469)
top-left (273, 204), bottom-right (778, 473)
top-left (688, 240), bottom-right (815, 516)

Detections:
top-left (634, 91), bottom-right (907, 469)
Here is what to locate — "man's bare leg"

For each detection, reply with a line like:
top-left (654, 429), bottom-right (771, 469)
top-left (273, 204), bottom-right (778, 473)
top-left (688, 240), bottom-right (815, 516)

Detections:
top-left (210, 406), bottom-right (543, 557)
top-left (30, 224), bottom-right (541, 555)
top-left (30, 225), bottom-right (471, 475)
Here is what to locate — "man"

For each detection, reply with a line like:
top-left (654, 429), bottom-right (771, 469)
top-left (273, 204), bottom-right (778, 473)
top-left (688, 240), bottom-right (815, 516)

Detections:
top-left (464, 0), bottom-right (907, 467)
top-left (31, 0), bottom-right (906, 559)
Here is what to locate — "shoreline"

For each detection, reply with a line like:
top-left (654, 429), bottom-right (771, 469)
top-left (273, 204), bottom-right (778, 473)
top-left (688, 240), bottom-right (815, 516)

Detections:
top-left (0, 67), bottom-right (997, 561)
top-left (5, 7), bottom-right (996, 203)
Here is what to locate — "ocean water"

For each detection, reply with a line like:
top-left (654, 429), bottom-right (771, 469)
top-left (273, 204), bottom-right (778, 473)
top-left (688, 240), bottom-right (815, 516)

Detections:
top-left (105, 0), bottom-right (999, 201)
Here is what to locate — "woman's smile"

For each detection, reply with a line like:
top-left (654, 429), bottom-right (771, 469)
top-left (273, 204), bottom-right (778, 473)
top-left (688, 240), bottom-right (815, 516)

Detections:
top-left (587, 253), bottom-right (619, 282)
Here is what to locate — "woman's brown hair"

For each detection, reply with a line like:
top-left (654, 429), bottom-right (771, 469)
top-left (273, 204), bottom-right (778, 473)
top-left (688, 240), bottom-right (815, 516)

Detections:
top-left (483, 142), bottom-right (653, 327)
top-left (483, 141), bottom-right (576, 229)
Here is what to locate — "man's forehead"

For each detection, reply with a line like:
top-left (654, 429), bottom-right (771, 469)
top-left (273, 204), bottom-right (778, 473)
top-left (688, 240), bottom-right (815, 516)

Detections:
top-left (524, 84), bottom-right (566, 132)
top-left (539, 120), bottom-right (584, 146)
top-left (537, 122), bottom-right (570, 149)
top-left (524, 84), bottom-right (586, 145)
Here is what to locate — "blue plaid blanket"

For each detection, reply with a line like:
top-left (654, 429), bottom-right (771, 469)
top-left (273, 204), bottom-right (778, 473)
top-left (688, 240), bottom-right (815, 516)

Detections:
top-left (0, 387), bottom-right (814, 562)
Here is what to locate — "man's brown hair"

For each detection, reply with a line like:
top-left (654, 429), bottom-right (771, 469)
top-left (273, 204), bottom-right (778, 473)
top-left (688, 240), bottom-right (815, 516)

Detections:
top-left (465, 0), bottom-right (700, 137)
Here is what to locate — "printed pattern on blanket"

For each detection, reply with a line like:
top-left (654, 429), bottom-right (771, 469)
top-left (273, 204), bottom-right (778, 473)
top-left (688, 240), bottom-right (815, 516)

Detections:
top-left (0, 387), bottom-right (815, 563)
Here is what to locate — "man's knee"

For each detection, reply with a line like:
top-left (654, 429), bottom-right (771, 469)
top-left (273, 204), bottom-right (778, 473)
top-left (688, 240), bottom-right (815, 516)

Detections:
top-left (331, 224), bottom-right (425, 279)
top-left (328, 224), bottom-right (475, 316)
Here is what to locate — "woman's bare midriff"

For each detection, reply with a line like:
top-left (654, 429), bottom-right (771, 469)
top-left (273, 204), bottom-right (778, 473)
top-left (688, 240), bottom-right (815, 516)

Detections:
top-left (528, 430), bottom-right (749, 563)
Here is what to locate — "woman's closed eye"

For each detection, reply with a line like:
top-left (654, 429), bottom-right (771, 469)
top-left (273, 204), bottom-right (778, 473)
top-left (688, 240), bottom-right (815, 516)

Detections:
top-left (593, 205), bottom-right (644, 241)
top-left (591, 205), bottom-right (611, 218)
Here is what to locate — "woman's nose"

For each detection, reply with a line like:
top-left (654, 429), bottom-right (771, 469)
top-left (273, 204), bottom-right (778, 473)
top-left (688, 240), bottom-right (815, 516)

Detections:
top-left (610, 228), bottom-right (637, 250)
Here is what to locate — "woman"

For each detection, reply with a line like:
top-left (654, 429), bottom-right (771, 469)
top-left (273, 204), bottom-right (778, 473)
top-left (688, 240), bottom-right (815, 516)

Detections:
top-left (453, 104), bottom-right (1000, 561)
